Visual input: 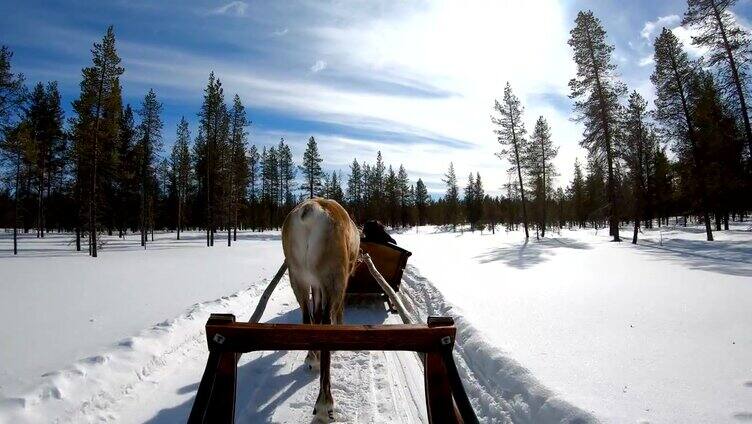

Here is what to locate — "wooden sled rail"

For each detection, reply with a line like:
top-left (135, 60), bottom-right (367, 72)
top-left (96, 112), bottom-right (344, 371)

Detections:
top-left (188, 314), bottom-right (479, 424)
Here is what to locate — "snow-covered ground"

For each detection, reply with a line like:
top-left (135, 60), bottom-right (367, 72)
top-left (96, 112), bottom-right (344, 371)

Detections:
top-left (1, 223), bottom-right (750, 423)
top-left (0, 231), bottom-right (283, 399)
top-left (394, 223), bottom-right (752, 423)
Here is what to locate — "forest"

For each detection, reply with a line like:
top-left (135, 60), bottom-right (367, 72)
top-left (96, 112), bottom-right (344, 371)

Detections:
top-left (1, 0), bottom-right (750, 257)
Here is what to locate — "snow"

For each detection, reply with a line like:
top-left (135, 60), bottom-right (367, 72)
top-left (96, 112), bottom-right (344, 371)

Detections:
top-left (393, 223), bottom-right (752, 423)
top-left (0, 231), bottom-right (283, 399)
top-left (1, 223), bottom-right (750, 423)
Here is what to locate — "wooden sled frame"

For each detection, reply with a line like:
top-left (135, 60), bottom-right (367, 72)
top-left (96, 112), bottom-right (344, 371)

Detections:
top-left (187, 313), bottom-right (479, 424)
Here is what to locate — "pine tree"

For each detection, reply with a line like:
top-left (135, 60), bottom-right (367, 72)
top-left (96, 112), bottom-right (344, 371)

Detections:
top-left (683, 0), bottom-right (752, 159)
top-left (71, 26), bottom-right (124, 256)
top-left (137, 89), bottom-right (163, 247)
top-left (229, 95), bottom-right (249, 242)
top-left (0, 45), bottom-right (26, 254)
top-left (568, 11), bottom-right (625, 241)
top-left (492, 82), bottom-right (530, 238)
top-left (0, 46), bottom-right (26, 131)
top-left (1, 122), bottom-right (30, 254)
top-left (525, 116), bottom-right (558, 237)
top-left (27, 82), bottom-right (64, 238)
top-left (443, 162), bottom-right (459, 230)
top-left (652, 27), bottom-right (714, 240)
top-left (198, 72), bottom-right (229, 245)
top-left (300, 136), bottom-right (323, 198)
top-left (172, 117), bottom-right (192, 239)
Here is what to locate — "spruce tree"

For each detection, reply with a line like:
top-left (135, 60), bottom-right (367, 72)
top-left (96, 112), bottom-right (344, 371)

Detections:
top-left (247, 144), bottom-right (260, 228)
top-left (570, 159), bottom-right (587, 228)
top-left (414, 178), bottom-right (429, 226)
top-left (300, 136), bottom-right (324, 198)
top-left (464, 173), bottom-right (476, 229)
top-left (568, 11), bottom-right (625, 241)
top-left (492, 82), bottom-right (530, 238)
top-left (443, 162), bottom-right (459, 230)
top-left (474, 172), bottom-right (485, 230)
top-left (277, 138), bottom-right (295, 207)
top-left (397, 165), bottom-right (411, 227)
top-left (621, 91), bottom-right (657, 244)
top-left (525, 116), bottom-right (558, 237)
top-left (346, 158), bottom-right (362, 220)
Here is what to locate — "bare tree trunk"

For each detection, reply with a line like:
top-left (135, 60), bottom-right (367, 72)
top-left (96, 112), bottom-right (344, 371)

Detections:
top-left (177, 196), bottom-right (181, 240)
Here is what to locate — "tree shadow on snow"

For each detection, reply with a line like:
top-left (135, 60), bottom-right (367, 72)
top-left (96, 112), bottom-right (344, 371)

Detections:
top-left (474, 237), bottom-right (591, 269)
top-left (635, 238), bottom-right (752, 277)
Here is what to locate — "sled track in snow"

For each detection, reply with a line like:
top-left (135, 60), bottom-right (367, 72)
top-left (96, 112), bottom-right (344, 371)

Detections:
top-left (1, 266), bottom-right (597, 423)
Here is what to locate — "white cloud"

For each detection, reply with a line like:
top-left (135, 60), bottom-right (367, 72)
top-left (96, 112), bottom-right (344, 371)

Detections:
top-left (272, 28), bottom-right (289, 36)
top-left (641, 15), bottom-right (680, 40)
top-left (310, 60), bottom-right (327, 73)
top-left (91, 1), bottom-right (583, 193)
top-left (210, 1), bottom-right (248, 17)
top-left (671, 26), bottom-right (707, 57)
top-left (638, 55), bottom-right (654, 67)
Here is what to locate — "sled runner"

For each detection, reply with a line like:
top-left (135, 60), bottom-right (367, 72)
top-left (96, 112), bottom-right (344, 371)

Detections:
top-left (187, 251), bottom-right (478, 423)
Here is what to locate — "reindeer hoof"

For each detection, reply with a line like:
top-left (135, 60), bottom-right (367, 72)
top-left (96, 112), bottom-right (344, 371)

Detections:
top-left (314, 394), bottom-right (334, 422)
top-left (312, 407), bottom-right (334, 422)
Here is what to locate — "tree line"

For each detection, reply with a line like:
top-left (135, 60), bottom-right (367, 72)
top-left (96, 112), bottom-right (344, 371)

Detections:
top-left (489, 1), bottom-right (751, 243)
top-left (1, 0), bottom-right (751, 256)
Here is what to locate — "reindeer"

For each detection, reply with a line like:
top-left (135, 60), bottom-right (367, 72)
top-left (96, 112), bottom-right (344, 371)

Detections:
top-left (281, 198), bottom-right (360, 422)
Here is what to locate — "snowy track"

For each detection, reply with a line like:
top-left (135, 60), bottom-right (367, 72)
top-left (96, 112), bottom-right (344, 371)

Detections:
top-left (1, 263), bottom-right (596, 423)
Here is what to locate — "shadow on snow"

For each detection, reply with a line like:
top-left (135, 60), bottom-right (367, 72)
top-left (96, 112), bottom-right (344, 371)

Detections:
top-left (474, 237), bottom-right (592, 269)
top-left (144, 302), bottom-right (389, 423)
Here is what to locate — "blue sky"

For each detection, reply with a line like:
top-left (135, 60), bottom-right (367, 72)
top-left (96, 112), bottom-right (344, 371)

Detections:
top-left (1, 0), bottom-right (750, 195)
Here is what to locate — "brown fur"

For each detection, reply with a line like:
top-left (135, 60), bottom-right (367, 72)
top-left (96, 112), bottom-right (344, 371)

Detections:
top-left (281, 198), bottom-right (360, 421)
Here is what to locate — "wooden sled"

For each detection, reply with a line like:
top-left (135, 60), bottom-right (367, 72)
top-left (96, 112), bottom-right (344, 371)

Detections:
top-left (347, 240), bottom-right (412, 294)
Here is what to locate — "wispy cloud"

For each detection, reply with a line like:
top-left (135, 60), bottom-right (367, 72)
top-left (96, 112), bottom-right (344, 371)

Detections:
top-left (310, 59), bottom-right (327, 73)
top-left (210, 1), bottom-right (248, 17)
top-left (641, 15), bottom-right (680, 40)
top-left (272, 28), bottom-right (289, 36)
